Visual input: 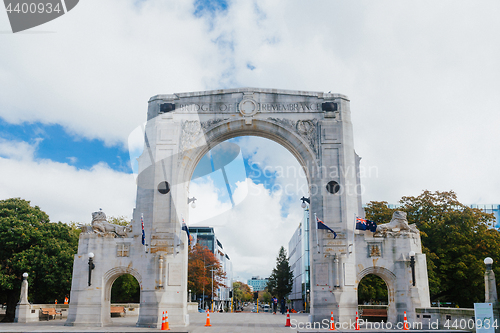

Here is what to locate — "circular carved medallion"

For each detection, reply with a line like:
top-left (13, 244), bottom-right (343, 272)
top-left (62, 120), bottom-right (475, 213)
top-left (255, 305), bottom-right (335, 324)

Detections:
top-left (238, 99), bottom-right (258, 117)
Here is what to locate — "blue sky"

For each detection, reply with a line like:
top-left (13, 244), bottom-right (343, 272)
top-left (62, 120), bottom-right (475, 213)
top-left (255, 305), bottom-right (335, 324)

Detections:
top-left (0, 119), bottom-right (131, 172)
top-left (1, 0), bottom-right (500, 281)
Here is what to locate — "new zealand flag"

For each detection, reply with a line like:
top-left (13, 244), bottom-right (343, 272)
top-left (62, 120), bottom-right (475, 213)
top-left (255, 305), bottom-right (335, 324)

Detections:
top-left (317, 216), bottom-right (337, 238)
top-left (356, 217), bottom-right (377, 232)
top-left (182, 217), bottom-right (190, 246)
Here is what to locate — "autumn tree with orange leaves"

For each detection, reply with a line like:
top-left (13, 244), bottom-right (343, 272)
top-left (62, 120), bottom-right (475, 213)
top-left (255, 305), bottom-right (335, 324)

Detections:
top-left (188, 244), bottom-right (226, 303)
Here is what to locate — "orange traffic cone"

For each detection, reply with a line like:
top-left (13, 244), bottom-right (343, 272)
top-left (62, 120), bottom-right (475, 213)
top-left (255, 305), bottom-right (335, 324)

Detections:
top-left (64, 296), bottom-right (69, 304)
top-left (403, 311), bottom-right (409, 330)
top-left (55, 299), bottom-right (58, 305)
top-left (285, 309), bottom-right (291, 327)
top-left (161, 311), bottom-right (170, 330)
top-left (355, 311), bottom-right (360, 330)
top-left (330, 311), bottom-right (335, 331)
top-left (205, 309), bottom-right (212, 327)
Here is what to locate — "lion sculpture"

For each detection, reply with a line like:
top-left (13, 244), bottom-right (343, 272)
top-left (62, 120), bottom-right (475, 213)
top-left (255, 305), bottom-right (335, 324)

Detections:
top-left (374, 211), bottom-right (418, 236)
top-left (91, 211), bottom-right (132, 237)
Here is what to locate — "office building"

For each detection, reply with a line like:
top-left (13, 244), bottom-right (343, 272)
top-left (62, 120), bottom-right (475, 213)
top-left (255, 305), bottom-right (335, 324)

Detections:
top-left (247, 276), bottom-right (269, 292)
top-left (288, 207), bottom-right (310, 312)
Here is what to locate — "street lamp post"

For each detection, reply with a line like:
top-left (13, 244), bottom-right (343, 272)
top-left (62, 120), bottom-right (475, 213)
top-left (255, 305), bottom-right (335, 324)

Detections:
top-left (300, 197), bottom-right (310, 209)
top-left (306, 289), bottom-right (310, 313)
top-left (202, 258), bottom-right (205, 310)
top-left (188, 197), bottom-right (197, 208)
top-left (409, 251), bottom-right (416, 286)
top-left (210, 268), bottom-right (217, 312)
top-left (88, 252), bottom-right (95, 286)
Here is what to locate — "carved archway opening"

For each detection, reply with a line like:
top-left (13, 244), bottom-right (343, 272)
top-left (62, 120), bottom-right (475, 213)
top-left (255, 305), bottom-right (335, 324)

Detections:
top-left (358, 267), bottom-right (397, 323)
top-left (358, 274), bottom-right (388, 322)
top-left (111, 274), bottom-right (140, 304)
top-left (103, 267), bottom-right (142, 320)
top-left (184, 123), bottom-right (315, 310)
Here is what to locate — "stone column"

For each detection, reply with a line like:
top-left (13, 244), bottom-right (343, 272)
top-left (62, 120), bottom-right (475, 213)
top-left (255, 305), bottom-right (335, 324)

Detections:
top-left (485, 257), bottom-right (498, 303)
top-left (484, 257), bottom-right (500, 333)
top-left (15, 273), bottom-right (38, 323)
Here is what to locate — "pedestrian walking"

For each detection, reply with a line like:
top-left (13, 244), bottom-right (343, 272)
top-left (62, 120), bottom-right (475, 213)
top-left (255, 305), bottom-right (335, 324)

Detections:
top-left (272, 296), bottom-right (278, 314)
top-left (280, 297), bottom-right (286, 314)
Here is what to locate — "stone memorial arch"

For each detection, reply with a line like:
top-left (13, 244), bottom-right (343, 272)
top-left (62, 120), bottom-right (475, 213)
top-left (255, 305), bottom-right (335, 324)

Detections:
top-left (65, 88), bottom-right (430, 328)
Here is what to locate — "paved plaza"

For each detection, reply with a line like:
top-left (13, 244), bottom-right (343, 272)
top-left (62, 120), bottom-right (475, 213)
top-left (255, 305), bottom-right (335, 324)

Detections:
top-left (0, 312), bottom-right (311, 333)
top-left (0, 312), bottom-right (473, 333)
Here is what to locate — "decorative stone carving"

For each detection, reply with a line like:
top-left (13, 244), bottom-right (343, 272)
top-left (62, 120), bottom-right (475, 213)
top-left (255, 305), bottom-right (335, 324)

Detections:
top-left (296, 119), bottom-right (318, 156)
top-left (374, 211), bottom-right (419, 237)
top-left (201, 118), bottom-right (228, 132)
top-left (180, 120), bottom-right (201, 153)
top-left (267, 118), bottom-right (318, 156)
top-left (369, 244), bottom-right (382, 257)
top-left (91, 211), bottom-right (132, 237)
top-left (116, 244), bottom-right (130, 257)
top-left (238, 98), bottom-right (258, 117)
top-left (180, 119), bottom-right (229, 155)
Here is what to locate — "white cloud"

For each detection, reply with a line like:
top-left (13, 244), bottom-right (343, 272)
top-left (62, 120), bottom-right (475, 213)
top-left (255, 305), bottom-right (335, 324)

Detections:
top-left (67, 156), bottom-right (78, 164)
top-left (238, 136), bottom-right (308, 199)
top-left (0, 138), bottom-right (37, 161)
top-left (188, 176), bottom-right (233, 225)
top-left (188, 177), bottom-right (303, 281)
top-left (0, 139), bottom-right (136, 223)
top-left (0, 0), bottom-right (221, 147)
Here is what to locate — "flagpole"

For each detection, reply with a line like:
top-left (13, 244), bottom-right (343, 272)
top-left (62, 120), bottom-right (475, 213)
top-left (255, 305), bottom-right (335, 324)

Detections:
top-left (314, 213), bottom-right (320, 254)
top-left (141, 213), bottom-right (146, 253)
top-left (353, 213), bottom-right (356, 242)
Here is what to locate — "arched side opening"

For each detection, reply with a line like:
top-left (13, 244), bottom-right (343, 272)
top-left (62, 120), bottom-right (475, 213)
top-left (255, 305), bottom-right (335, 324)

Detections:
top-left (358, 274), bottom-right (388, 322)
top-left (358, 267), bottom-right (396, 323)
top-left (111, 274), bottom-right (140, 303)
top-left (103, 267), bottom-right (142, 321)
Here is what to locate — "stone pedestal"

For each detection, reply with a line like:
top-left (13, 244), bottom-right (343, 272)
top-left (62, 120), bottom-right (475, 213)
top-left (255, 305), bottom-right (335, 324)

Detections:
top-left (14, 304), bottom-right (38, 323)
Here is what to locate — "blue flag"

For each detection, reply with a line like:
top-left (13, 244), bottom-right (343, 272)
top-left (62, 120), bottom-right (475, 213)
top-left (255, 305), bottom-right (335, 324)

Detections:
top-left (356, 216), bottom-right (377, 232)
top-left (182, 217), bottom-right (190, 246)
top-left (316, 216), bottom-right (337, 238)
top-left (141, 214), bottom-right (146, 245)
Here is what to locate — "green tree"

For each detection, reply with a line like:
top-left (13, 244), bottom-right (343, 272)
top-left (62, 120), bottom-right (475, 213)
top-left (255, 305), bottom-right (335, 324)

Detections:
top-left (0, 198), bottom-right (80, 322)
top-left (232, 281), bottom-right (252, 303)
top-left (365, 190), bottom-right (499, 307)
top-left (107, 215), bottom-right (130, 226)
top-left (111, 274), bottom-right (140, 303)
top-left (259, 290), bottom-right (272, 304)
top-left (267, 246), bottom-right (293, 300)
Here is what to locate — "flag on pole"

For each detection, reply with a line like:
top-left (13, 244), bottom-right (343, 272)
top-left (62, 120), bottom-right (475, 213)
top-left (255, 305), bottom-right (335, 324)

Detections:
top-left (182, 217), bottom-right (190, 246)
top-left (141, 214), bottom-right (146, 245)
top-left (356, 216), bottom-right (377, 232)
top-left (316, 216), bottom-right (337, 238)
